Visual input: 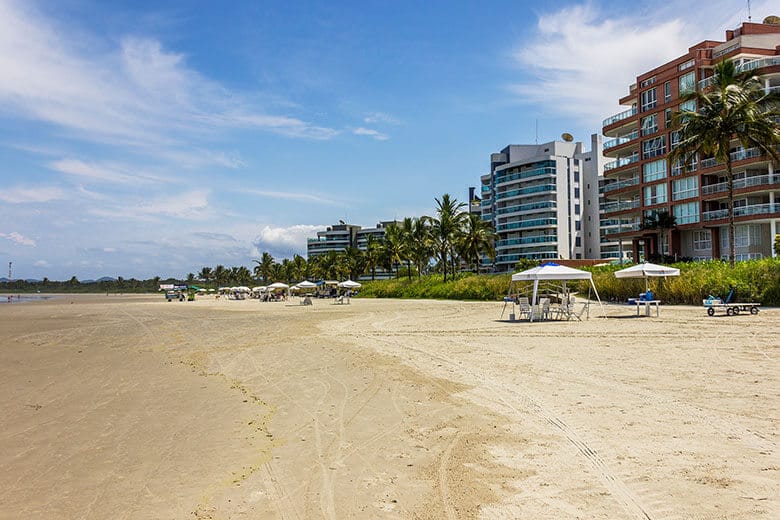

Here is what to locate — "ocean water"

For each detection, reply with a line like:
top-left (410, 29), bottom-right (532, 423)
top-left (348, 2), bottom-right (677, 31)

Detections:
top-left (0, 294), bottom-right (58, 304)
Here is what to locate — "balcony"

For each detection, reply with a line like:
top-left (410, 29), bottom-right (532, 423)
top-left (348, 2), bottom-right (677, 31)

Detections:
top-left (601, 176), bottom-right (640, 193)
top-left (496, 218), bottom-right (557, 231)
top-left (495, 184), bottom-right (556, 200)
top-left (603, 130), bottom-right (639, 150)
top-left (700, 147), bottom-right (763, 169)
top-left (496, 236), bottom-right (557, 247)
top-left (494, 166), bottom-right (556, 186)
top-left (495, 252), bottom-right (559, 264)
top-left (604, 222), bottom-right (642, 235)
top-left (702, 203), bottom-right (780, 221)
top-left (603, 107), bottom-right (637, 128)
top-left (702, 173), bottom-right (780, 195)
top-left (698, 56), bottom-right (780, 89)
top-left (601, 199), bottom-right (640, 213)
top-left (481, 185), bottom-right (492, 193)
top-left (496, 201), bottom-right (556, 215)
top-left (604, 154), bottom-right (639, 172)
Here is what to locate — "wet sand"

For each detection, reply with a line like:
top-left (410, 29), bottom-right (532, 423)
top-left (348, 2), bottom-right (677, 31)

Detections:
top-left (0, 295), bottom-right (777, 519)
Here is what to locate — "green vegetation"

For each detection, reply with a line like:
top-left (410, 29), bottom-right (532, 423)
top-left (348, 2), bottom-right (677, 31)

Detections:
top-left (357, 258), bottom-right (780, 305)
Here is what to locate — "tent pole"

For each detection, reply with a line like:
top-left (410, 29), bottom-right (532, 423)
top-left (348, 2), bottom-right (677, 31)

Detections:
top-left (591, 279), bottom-right (606, 318)
top-left (531, 280), bottom-right (539, 322)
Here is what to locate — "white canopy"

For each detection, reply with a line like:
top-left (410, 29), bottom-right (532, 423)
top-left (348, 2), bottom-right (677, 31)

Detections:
top-left (296, 280), bottom-right (317, 289)
top-left (338, 280), bottom-right (362, 289)
top-left (252, 286), bottom-right (267, 292)
top-left (510, 262), bottom-right (603, 321)
top-left (512, 263), bottom-right (593, 281)
top-left (614, 262), bottom-right (680, 292)
top-left (268, 282), bottom-right (289, 289)
top-left (236, 286), bottom-right (251, 292)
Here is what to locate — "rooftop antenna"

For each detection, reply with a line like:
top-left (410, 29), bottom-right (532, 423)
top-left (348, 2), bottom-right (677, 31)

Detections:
top-left (535, 119), bottom-right (538, 144)
top-left (748, 0), bottom-right (752, 21)
top-left (8, 261), bottom-right (12, 281)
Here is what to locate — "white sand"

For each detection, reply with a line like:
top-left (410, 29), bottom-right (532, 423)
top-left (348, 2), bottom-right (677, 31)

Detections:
top-left (0, 294), bottom-right (777, 519)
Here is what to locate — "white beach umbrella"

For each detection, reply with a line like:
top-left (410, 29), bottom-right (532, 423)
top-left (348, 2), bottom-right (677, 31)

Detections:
top-left (338, 280), bottom-right (362, 289)
top-left (236, 286), bottom-right (251, 292)
top-left (296, 280), bottom-right (317, 289)
top-left (252, 286), bottom-right (267, 292)
top-left (614, 262), bottom-right (680, 292)
top-left (268, 282), bottom-right (289, 289)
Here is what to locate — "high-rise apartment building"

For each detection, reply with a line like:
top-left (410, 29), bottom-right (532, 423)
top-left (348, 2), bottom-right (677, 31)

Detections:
top-left (479, 135), bottom-right (607, 272)
top-left (601, 20), bottom-right (780, 261)
top-left (306, 221), bottom-right (398, 279)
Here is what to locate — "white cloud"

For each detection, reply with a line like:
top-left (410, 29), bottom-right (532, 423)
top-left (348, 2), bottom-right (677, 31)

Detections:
top-left (240, 188), bottom-right (340, 205)
top-left (364, 112), bottom-right (400, 125)
top-left (353, 127), bottom-right (389, 141)
top-left (0, 185), bottom-right (67, 203)
top-left (33, 259), bottom-right (49, 267)
top-left (251, 224), bottom-right (324, 259)
top-left (49, 158), bottom-right (168, 184)
top-left (508, 0), bottom-right (779, 127)
top-left (0, 231), bottom-right (36, 246)
top-left (0, 0), bottom-right (338, 152)
top-left (88, 189), bottom-right (212, 221)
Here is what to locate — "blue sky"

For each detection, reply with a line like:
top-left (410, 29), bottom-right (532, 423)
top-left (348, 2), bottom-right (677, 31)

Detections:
top-left (0, 0), bottom-right (771, 279)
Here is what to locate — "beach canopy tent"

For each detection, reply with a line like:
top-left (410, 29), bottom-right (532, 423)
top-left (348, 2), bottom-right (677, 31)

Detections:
top-left (236, 286), bottom-right (251, 293)
top-left (252, 286), bottom-right (267, 293)
top-left (268, 282), bottom-right (289, 289)
top-left (510, 262), bottom-right (604, 321)
top-left (292, 280), bottom-right (317, 294)
top-left (338, 280), bottom-right (362, 289)
top-left (614, 262), bottom-right (680, 292)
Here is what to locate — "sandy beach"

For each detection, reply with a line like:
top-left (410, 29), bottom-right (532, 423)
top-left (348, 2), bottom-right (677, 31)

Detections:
top-left (0, 294), bottom-right (777, 519)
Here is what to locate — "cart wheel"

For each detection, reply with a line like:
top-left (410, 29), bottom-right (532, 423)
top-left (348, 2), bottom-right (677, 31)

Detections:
top-left (726, 308), bottom-right (733, 316)
top-left (707, 307), bottom-right (715, 316)
top-left (750, 306), bottom-right (759, 315)
top-left (732, 307), bottom-right (740, 315)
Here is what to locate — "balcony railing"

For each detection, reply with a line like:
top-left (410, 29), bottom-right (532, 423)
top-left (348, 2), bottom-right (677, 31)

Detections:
top-left (481, 185), bottom-right (492, 193)
top-left (603, 130), bottom-right (639, 150)
top-left (702, 174), bottom-right (780, 195)
top-left (496, 218), bottom-right (557, 231)
top-left (601, 176), bottom-right (640, 193)
top-left (495, 184), bottom-right (556, 200)
top-left (496, 201), bottom-right (556, 215)
top-left (603, 107), bottom-right (637, 128)
top-left (494, 166), bottom-right (556, 186)
top-left (698, 56), bottom-right (780, 89)
top-left (601, 199), bottom-right (640, 213)
top-left (495, 252), bottom-right (559, 263)
top-left (604, 222), bottom-right (642, 235)
top-left (604, 154), bottom-right (639, 171)
top-left (700, 147), bottom-right (762, 170)
top-left (703, 203), bottom-right (780, 221)
top-left (496, 235), bottom-right (557, 247)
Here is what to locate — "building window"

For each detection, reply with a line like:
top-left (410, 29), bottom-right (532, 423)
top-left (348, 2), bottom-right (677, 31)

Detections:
top-left (664, 81), bottom-right (672, 103)
top-left (678, 58), bottom-right (695, 71)
top-left (641, 114), bottom-right (658, 136)
top-left (723, 224), bottom-right (762, 249)
top-left (673, 201), bottom-right (699, 224)
top-left (576, 221), bottom-right (581, 230)
top-left (642, 136), bottom-right (666, 158)
top-left (640, 76), bottom-right (656, 87)
top-left (644, 183), bottom-right (668, 205)
top-left (679, 72), bottom-right (696, 96)
top-left (693, 230), bottom-right (711, 251)
top-left (574, 171), bottom-right (580, 182)
top-left (643, 159), bottom-right (667, 182)
top-left (664, 108), bottom-right (672, 128)
top-left (680, 99), bottom-right (696, 112)
top-left (640, 88), bottom-right (657, 112)
top-left (575, 204), bottom-right (580, 215)
top-left (672, 176), bottom-right (698, 200)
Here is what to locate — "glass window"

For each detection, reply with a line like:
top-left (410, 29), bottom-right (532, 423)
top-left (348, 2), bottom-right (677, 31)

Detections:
top-left (641, 114), bottom-right (658, 136)
top-left (678, 59), bottom-right (695, 71)
top-left (680, 99), bottom-right (696, 112)
top-left (664, 81), bottom-right (672, 103)
top-left (670, 130), bottom-right (680, 150)
top-left (640, 88), bottom-right (657, 112)
top-left (665, 108), bottom-right (672, 128)
top-left (644, 183), bottom-right (668, 205)
top-left (673, 201), bottom-right (699, 224)
top-left (643, 159), bottom-right (667, 182)
top-left (672, 176), bottom-right (698, 200)
top-left (693, 230), bottom-right (711, 250)
top-left (679, 72), bottom-right (696, 95)
top-left (642, 136), bottom-right (666, 159)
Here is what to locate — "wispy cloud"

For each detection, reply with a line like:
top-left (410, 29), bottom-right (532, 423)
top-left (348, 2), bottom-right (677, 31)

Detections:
top-left (507, 0), bottom-right (777, 127)
top-left (0, 0), bottom-right (338, 154)
top-left (192, 232), bottom-right (238, 242)
top-left (353, 127), bottom-right (389, 141)
top-left (240, 187), bottom-right (340, 205)
top-left (0, 184), bottom-right (67, 203)
top-left (0, 231), bottom-right (36, 246)
top-left (363, 112), bottom-right (400, 125)
top-left (88, 189), bottom-right (212, 220)
top-left (48, 158), bottom-right (170, 184)
top-left (33, 259), bottom-right (49, 267)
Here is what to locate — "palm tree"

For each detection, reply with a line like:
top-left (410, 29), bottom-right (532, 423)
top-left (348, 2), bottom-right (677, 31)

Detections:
top-left (364, 234), bottom-right (383, 280)
top-left (198, 267), bottom-right (212, 285)
top-left (252, 252), bottom-right (275, 283)
top-left (212, 265), bottom-right (227, 286)
top-left (410, 217), bottom-right (432, 279)
top-left (382, 223), bottom-right (406, 278)
top-left (458, 213), bottom-right (497, 274)
top-left (342, 247), bottom-right (366, 281)
top-left (671, 59), bottom-right (780, 266)
top-left (425, 194), bottom-right (467, 282)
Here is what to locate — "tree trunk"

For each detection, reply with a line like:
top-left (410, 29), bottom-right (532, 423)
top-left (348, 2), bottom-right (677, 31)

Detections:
top-left (406, 260), bottom-right (412, 280)
top-left (727, 159), bottom-right (736, 267)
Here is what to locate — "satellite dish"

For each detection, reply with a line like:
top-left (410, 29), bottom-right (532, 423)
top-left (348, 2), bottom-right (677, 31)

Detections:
top-left (561, 132), bottom-right (574, 142)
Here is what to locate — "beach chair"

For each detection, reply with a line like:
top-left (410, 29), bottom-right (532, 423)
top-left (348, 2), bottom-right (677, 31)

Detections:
top-left (539, 298), bottom-right (551, 320)
top-left (517, 297), bottom-right (531, 320)
top-left (334, 295), bottom-right (344, 305)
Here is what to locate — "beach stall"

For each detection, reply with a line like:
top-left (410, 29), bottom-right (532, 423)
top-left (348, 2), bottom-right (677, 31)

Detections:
top-left (614, 262), bottom-right (680, 316)
top-left (510, 262), bottom-right (604, 321)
